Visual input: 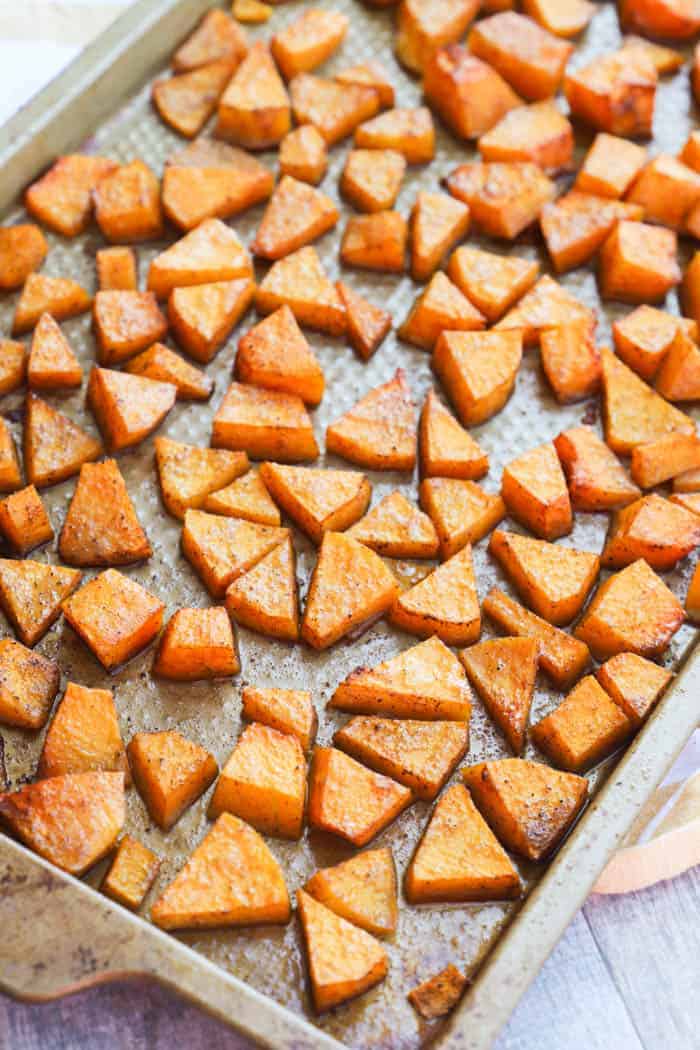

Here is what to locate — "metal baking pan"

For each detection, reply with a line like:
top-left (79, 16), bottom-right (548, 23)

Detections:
top-left (0, 2), bottom-right (698, 1048)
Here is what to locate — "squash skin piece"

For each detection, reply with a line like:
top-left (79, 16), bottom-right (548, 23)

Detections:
top-left (599, 221), bottom-right (680, 306)
top-left (259, 462), bottom-right (370, 544)
top-left (125, 343), bottom-right (213, 402)
top-left (304, 847), bottom-right (397, 937)
top-left (469, 13), bottom-right (572, 101)
top-left (0, 638), bottom-right (59, 730)
top-left (405, 784), bottom-right (521, 903)
top-left (152, 607), bottom-right (239, 680)
top-left (424, 47), bottom-right (521, 141)
top-left (147, 219), bottom-right (252, 300)
top-left (531, 676), bottom-right (631, 773)
top-left (460, 637), bottom-right (538, 754)
top-left (432, 329), bottom-right (522, 427)
top-left (87, 367), bottom-right (176, 453)
top-left (101, 835), bottom-right (161, 911)
top-left (153, 61), bottom-right (236, 139)
top-left (38, 682), bottom-right (128, 782)
top-left (341, 149), bottom-right (406, 213)
top-left (255, 246), bottom-right (346, 337)
top-left (340, 211), bottom-right (408, 273)
top-left (62, 569), bottom-right (164, 670)
top-left (336, 282), bottom-right (391, 361)
top-left (596, 653), bottom-right (672, 728)
top-left (128, 730), bottom-right (218, 830)
top-left (601, 494), bottom-right (700, 572)
top-left (155, 436), bottom-right (249, 520)
top-left (204, 469), bottom-right (281, 525)
top-left (347, 490), bottom-right (438, 560)
top-left (290, 74), bottom-right (382, 147)
top-left (354, 107), bottom-right (435, 164)
top-left (400, 272), bottom-right (485, 351)
top-left (501, 442), bottom-right (572, 540)
top-left (0, 224), bottom-right (47, 291)
top-left (93, 290), bottom-right (168, 366)
top-left (447, 245), bottom-right (539, 324)
top-left (0, 340), bottom-right (27, 396)
top-left (96, 247), bottom-right (137, 292)
top-left (93, 160), bottom-right (163, 243)
top-left (208, 722), bottom-right (306, 839)
top-left (420, 478), bottom-right (504, 560)
top-left (212, 382), bottom-right (318, 463)
top-left (215, 42), bottom-right (290, 149)
top-left (326, 369), bottom-right (416, 472)
top-left (308, 746), bottom-right (412, 846)
top-left (564, 49), bottom-right (657, 138)
top-left (408, 965), bottom-right (468, 1020)
top-left (654, 328), bottom-right (700, 403)
top-left (0, 485), bottom-right (53, 555)
top-left (169, 278), bottom-right (254, 364)
top-left (553, 426), bottom-right (640, 512)
top-left (279, 125), bottom-right (327, 184)
top-left (225, 535), bottom-right (300, 641)
top-left (172, 9), bottom-right (248, 73)
top-left (612, 304), bottom-right (688, 381)
top-left (494, 274), bottom-right (595, 347)
top-left (575, 133), bottom-right (647, 199)
top-left (0, 559), bottom-right (81, 648)
top-left (479, 101), bottom-right (574, 173)
top-left (540, 193), bottom-right (643, 275)
top-left (271, 9), bottom-right (348, 80)
top-left (419, 388), bottom-right (488, 481)
top-left (0, 771), bottom-right (125, 876)
top-left (540, 323), bottom-right (601, 404)
top-left (390, 543), bottom-right (481, 647)
top-left (24, 154), bottom-right (118, 238)
top-left (251, 175), bottom-right (339, 260)
top-left (241, 686), bottom-right (316, 751)
top-left (334, 61), bottom-right (395, 109)
top-left (181, 508), bottom-right (289, 598)
top-left (236, 305), bottom-right (324, 406)
top-left (13, 273), bottom-right (92, 336)
top-left (630, 433), bottom-right (700, 489)
top-left (59, 459), bottom-right (151, 567)
top-left (0, 419), bottom-right (21, 494)
top-left (396, 0), bottom-right (479, 75)
top-left (410, 191), bottom-right (470, 283)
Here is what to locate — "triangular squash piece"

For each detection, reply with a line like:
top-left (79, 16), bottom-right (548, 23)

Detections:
top-left (38, 682), bottom-right (128, 780)
top-left (290, 73), bottom-right (380, 146)
top-left (0, 771), bottom-right (125, 875)
top-left (259, 461), bottom-right (370, 544)
top-left (24, 394), bottom-right (102, 491)
top-left (335, 61), bottom-right (395, 109)
top-left (671, 491), bottom-right (700, 515)
top-left (336, 281), bottom-right (391, 360)
top-left (59, 459), bottom-right (151, 566)
top-left (153, 607), bottom-right (239, 680)
top-left (463, 758), bottom-right (588, 861)
top-left (596, 652), bottom-right (672, 728)
top-left (340, 148), bottom-right (405, 212)
top-left (419, 387), bottom-right (488, 480)
top-left (304, 848), bottom-right (397, 937)
top-left (326, 368), bottom-right (416, 471)
top-left (330, 635), bottom-right (472, 721)
top-left (347, 490), bottom-right (438, 559)
top-left (335, 717), bottom-right (468, 801)
top-left (152, 61), bottom-right (234, 139)
top-left (0, 420), bottom-right (21, 493)
top-left (399, 272), bottom-right (485, 350)
top-left (0, 558), bottom-right (81, 646)
top-left (172, 9), bottom-right (248, 73)
top-left (502, 442), bottom-right (572, 540)
top-left (24, 154), bottom-right (118, 238)
top-left (271, 9), bottom-right (348, 80)
top-left (236, 304), bottom-right (325, 405)
top-left (495, 274), bottom-right (595, 347)
top-left (88, 367), bottom-right (176, 452)
top-left (601, 494), bottom-right (700, 572)
top-left (405, 784), bottom-right (521, 903)
top-left (225, 535), bottom-right (299, 641)
top-left (251, 175), bottom-right (339, 259)
top-left (530, 674), bottom-right (631, 773)
top-left (411, 191), bottom-right (470, 282)
top-left (125, 342), bottom-right (213, 401)
top-left (155, 436), bottom-right (249, 519)
top-left (162, 160), bottom-right (273, 232)
top-left (128, 729), bottom-right (218, 830)
top-left (279, 125), bottom-right (328, 184)
top-left (297, 889), bottom-right (388, 1013)
top-left (390, 544), bottom-right (480, 647)
top-left (205, 469), bottom-right (280, 524)
top-left (489, 529), bottom-right (600, 625)
top-left (13, 273), bottom-right (91, 335)
top-left (448, 245), bottom-right (539, 323)
top-left (460, 637), bottom-right (539, 754)
top-left (601, 347), bottom-right (695, 454)
top-left (408, 965), bottom-right (468, 1021)
top-left (301, 531), bottom-right (399, 649)
top-left (308, 746), bottom-right (412, 846)
top-left (420, 479), bottom-right (505, 560)
top-left (355, 106), bottom-right (435, 164)
top-left (182, 508), bottom-right (289, 597)
top-left (554, 426), bottom-right (640, 511)
top-left (540, 322), bottom-right (602, 404)
top-left (655, 328), bottom-right (700, 401)
top-left (433, 329), bottom-right (522, 427)
top-left (212, 382), bottom-right (319, 462)
top-left (255, 246), bottom-right (346, 336)
top-left (216, 42), bottom-right (291, 150)
top-left (27, 313), bottom-right (82, 390)
top-left (169, 278), bottom-right (254, 363)
top-left (147, 218), bottom-right (252, 299)
top-left (0, 638), bottom-right (59, 730)
top-left (151, 813), bottom-right (290, 930)
top-left (242, 685), bottom-right (316, 750)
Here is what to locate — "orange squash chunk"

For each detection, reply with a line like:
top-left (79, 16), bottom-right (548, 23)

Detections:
top-left (125, 343), bottom-right (213, 401)
top-left (291, 73), bottom-right (381, 147)
top-left (225, 535), bottom-right (299, 641)
top-left (153, 61), bottom-right (234, 138)
top-left (61, 569), bottom-right (159, 670)
top-left (255, 246), bottom-right (346, 337)
top-left (341, 211), bottom-right (407, 273)
top-left (162, 142), bottom-right (273, 230)
top-left (420, 478), bottom-right (504, 560)
top-left (602, 494), bottom-right (700, 571)
top-left (464, 758), bottom-right (588, 860)
top-left (204, 469), bottom-right (280, 525)
top-left (0, 559), bottom-right (80, 647)
top-left (301, 531), bottom-right (399, 649)
top-left (469, 13), bottom-right (572, 100)
top-left (24, 154), bottom-right (117, 238)
top-left (0, 340), bottom-right (26, 396)
top-left (673, 467), bottom-right (700, 492)
top-left (424, 47), bottom-right (521, 141)
top-left (405, 784), bottom-right (520, 903)
top-left (181, 508), bottom-right (288, 597)
top-left (236, 305), bottom-right (324, 406)
top-left (212, 382), bottom-right (318, 463)
top-left (354, 106), bottom-right (435, 164)
top-left (96, 246), bottom-right (137, 292)
top-left (216, 42), bottom-right (290, 148)
top-left (502, 442), bottom-right (572, 540)
top-left (336, 282), bottom-right (391, 361)
top-left (541, 193), bottom-right (642, 274)
top-left (453, 162), bottom-right (555, 241)
top-left (13, 273), bottom-right (91, 336)
top-left (347, 491), bottom-right (438, 559)
top-left (335, 61), bottom-right (394, 108)
top-left (156, 437), bottom-right (248, 520)
top-left (627, 154), bottom-right (700, 231)
top-left (683, 250), bottom-right (700, 327)
top-left (410, 191), bottom-right (469, 283)
top-left (390, 543), bottom-right (480, 647)
top-left (408, 965), bottom-right (468, 1021)
top-left (396, 0), bottom-right (479, 74)
top-left (655, 327), bottom-right (700, 402)
top-left (672, 491), bottom-right (700, 516)
top-left (631, 433), bottom-right (700, 489)
top-left (335, 717), bottom-right (468, 801)
top-left (59, 459), bottom-right (151, 567)
top-left (600, 221), bottom-right (680, 305)
top-left (597, 652), bottom-right (672, 727)
top-left (38, 682), bottom-right (127, 781)
top-left (252, 175), bottom-right (338, 260)
top-left (169, 278), bottom-right (253, 364)
top-left (0, 420), bottom-right (21, 494)
top-left (419, 388), bottom-right (488, 481)
top-left (308, 746), bottom-right (412, 846)
top-left (618, 0), bottom-right (700, 40)
top-left (330, 635), bottom-right (472, 721)
top-left (151, 813), bottom-right (290, 930)
top-left (172, 9), bottom-right (248, 72)
top-left (461, 637), bottom-right (538, 753)
top-left (24, 394), bottom-right (101, 490)
top-left (242, 685), bottom-right (316, 751)
top-left (623, 35), bottom-right (684, 77)
top-left (479, 101), bottom-right (573, 173)
top-left (93, 290), bottom-right (168, 366)
top-left (305, 847), bottom-right (397, 937)
top-left (326, 369), bottom-right (416, 472)
top-left (297, 888), bottom-right (388, 1014)
top-left (564, 49), bottom-right (657, 138)
top-left (522, 0), bottom-right (595, 36)
top-left (271, 9), bottom-right (348, 80)
top-left (554, 426), bottom-right (640, 512)
top-left (600, 347), bottom-right (694, 455)
top-left (93, 160), bottom-right (163, 242)
top-left (400, 272), bottom-right (485, 350)
top-left (494, 274), bottom-right (594, 347)
top-left (532, 676), bottom-right (631, 773)
top-left (681, 129), bottom-right (700, 173)
top-left (101, 835), bottom-right (161, 911)
top-left (575, 132), bottom-right (647, 199)
top-left (0, 485), bottom-right (52, 556)
top-left (149, 218), bottom-right (252, 300)
top-left (128, 729), bottom-right (217, 830)
top-left (540, 323), bottom-right (602, 404)
top-left (153, 607), bottom-right (239, 680)
top-left (432, 329), bottom-right (522, 427)
top-left (259, 462), bottom-right (369, 544)
top-left (447, 246), bottom-right (538, 325)
top-left (88, 367), bottom-right (176, 452)
top-left (613, 305), bottom-right (690, 382)
top-left (0, 771), bottom-right (124, 876)
top-left (687, 559), bottom-right (700, 621)
top-left (0, 224), bottom-right (47, 291)
top-left (279, 125), bottom-right (327, 184)
top-left (0, 639), bottom-right (58, 730)
top-left (341, 149), bottom-right (406, 213)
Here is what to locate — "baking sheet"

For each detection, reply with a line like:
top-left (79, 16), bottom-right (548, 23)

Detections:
top-left (0, 2), bottom-right (698, 1048)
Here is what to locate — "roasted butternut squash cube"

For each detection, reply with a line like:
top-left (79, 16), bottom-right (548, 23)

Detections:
top-left (255, 246), bottom-right (346, 337)
top-left (334, 61), bottom-right (395, 109)
top-left (156, 436), bottom-right (249, 520)
top-left (602, 493), bottom-right (700, 571)
top-left (341, 149), bottom-right (406, 214)
top-left (336, 281), bottom-right (391, 360)
top-left (259, 462), bottom-right (369, 544)
top-left (96, 246), bottom-right (137, 292)
top-left (279, 125), bottom-right (327, 184)
top-left (242, 685), bottom-right (316, 751)
top-left (354, 106), bottom-right (435, 164)
top-left (125, 343), bottom-right (213, 402)
top-left (24, 393), bottom-right (102, 490)
top-left (153, 61), bottom-right (235, 139)
top-left (347, 490), bottom-right (438, 559)
top-left (0, 419), bottom-right (21, 495)
top-left (673, 467), bottom-right (700, 492)
top-left (147, 218), bottom-right (252, 300)
top-left (469, 12), bottom-right (572, 100)
top-left (271, 9), bottom-right (348, 80)
top-left (251, 175), bottom-right (339, 260)
top-left (564, 49), bottom-right (657, 138)
top-left (390, 543), bottom-right (481, 647)
top-left (396, 0), bottom-right (479, 74)
top-left (24, 154), bottom-right (117, 238)
top-left (0, 485), bottom-right (53, 555)
top-left (420, 478), bottom-right (504, 560)
top-left (400, 272), bottom-right (485, 350)
top-left (290, 73), bottom-right (381, 146)
top-left (465, 162), bottom-right (556, 240)
top-left (153, 607), bottom-right (239, 680)
top-left (38, 682), bottom-right (128, 781)
top-left (93, 160), bottom-right (163, 242)
top-left (460, 636), bottom-right (538, 754)
top-left (541, 193), bottom-right (642, 274)
top-left (613, 305), bottom-right (688, 381)
top-left (419, 388), bottom-right (488, 481)
top-left (553, 426), bottom-right (640, 511)
top-left (128, 729), bottom-right (217, 830)
top-left (600, 221), bottom-right (680, 305)
top-left (501, 442), bottom-right (572, 540)
top-left (522, 0), bottom-right (595, 36)
top-left (433, 329), bottom-right (522, 427)
top-left (532, 676), bottom-right (631, 772)
top-left (172, 9), bottom-right (248, 72)
top-left (13, 273), bottom-right (91, 336)
top-left (169, 278), bottom-right (253, 364)
top-left (88, 367), bottom-right (176, 452)
top-left (494, 274), bottom-right (595, 347)
top-left (93, 290), bottom-right (168, 365)
top-left (304, 847), bottom-right (397, 937)
top-left (0, 558), bottom-right (81, 647)
top-left (540, 323), bottom-right (601, 403)
top-left (0, 341), bottom-right (26, 396)
top-left (181, 508), bottom-right (289, 597)
top-left (575, 132), bottom-right (647, 199)
top-left (59, 459), bottom-right (151, 567)
top-left (162, 150), bottom-right (273, 231)
top-left (410, 191), bottom-right (470, 282)
top-left (631, 432), bottom-right (700, 489)
top-left (424, 47), bottom-right (521, 141)
top-left (618, 0), bottom-right (700, 39)
top-left (0, 224), bottom-right (47, 291)
top-left (225, 535), bottom-right (299, 641)
top-left (216, 42), bottom-right (290, 149)
top-left (408, 966), bottom-right (468, 1021)
top-left (236, 304), bottom-right (324, 406)
top-left (212, 382), bottom-right (318, 462)
top-left (204, 468), bottom-right (281, 525)
top-left (340, 211), bottom-right (407, 273)
top-left (628, 154), bottom-right (700, 231)
top-left (654, 327), bottom-right (700, 402)
top-left (447, 245), bottom-right (538, 324)
top-left (101, 835), bottom-right (161, 911)
top-left (326, 369), bottom-right (415, 471)
top-left (0, 638), bottom-right (59, 730)
top-left (232, 0), bottom-right (272, 23)
top-left (597, 652), bottom-right (671, 727)
top-left (479, 101), bottom-right (573, 173)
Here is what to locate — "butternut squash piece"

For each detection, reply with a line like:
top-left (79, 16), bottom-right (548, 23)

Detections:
top-left (59, 459), bottom-right (151, 567)
top-left (153, 61), bottom-right (235, 139)
top-left (460, 637), bottom-right (538, 754)
top-left (347, 490), bottom-right (438, 559)
top-left (0, 341), bottom-right (26, 396)
top-left (531, 676), bottom-right (631, 773)
top-left (341, 149), bottom-right (406, 214)
top-left (340, 211), bottom-right (408, 273)
top-left (0, 419), bottom-right (21, 495)
top-left (575, 132), bottom-right (647, 199)
top-left (522, 0), bottom-right (595, 37)
top-left (172, 9), bottom-right (248, 72)
top-left (148, 218), bottom-right (252, 300)
top-left (101, 835), bottom-right (161, 911)
top-left (279, 125), bottom-right (327, 184)
top-left (181, 508), bottom-right (289, 597)
top-left (0, 485), bottom-right (53, 555)
top-left (96, 246), bottom-right (137, 292)
top-left (233, 0), bottom-right (271, 25)
top-left (553, 426), bottom-right (640, 511)
top-left (618, 0), bottom-right (700, 39)
top-left (93, 290), bottom-right (168, 365)
top-left (410, 191), bottom-right (469, 282)
top-left (216, 42), bottom-right (290, 148)
top-left (24, 393), bottom-right (102, 489)
top-left (0, 559), bottom-right (81, 647)
top-left (128, 729), bottom-right (217, 830)
top-left (602, 494), bottom-right (700, 571)
top-left (687, 560), bottom-right (700, 622)
top-left (153, 607), bottom-right (239, 680)
top-left (93, 160), bottom-right (163, 242)
top-left (204, 469), bottom-right (281, 525)
top-left (479, 101), bottom-right (573, 172)
top-left (541, 193), bottom-right (642, 274)
top-left (564, 49), bottom-right (657, 138)
top-left (259, 462), bottom-right (369, 544)
top-left (469, 12), bottom-right (572, 100)
top-left (255, 246), bottom-right (346, 336)
top-left (0, 224), bottom-right (47, 290)
top-left (88, 367), bottom-right (176, 452)
top-left (354, 106), bottom-right (435, 163)
top-left (236, 305), bottom-right (324, 406)
top-left (390, 543), bottom-right (481, 647)
top-left (420, 478), bottom-right (504, 560)
top-left (600, 346), bottom-right (694, 454)
top-left (271, 9), bottom-right (348, 80)
top-left (225, 535), bottom-right (299, 641)
top-left (408, 966), bottom-right (468, 1021)
top-left (155, 436), bottom-right (248, 520)
top-left (169, 278), bottom-right (253, 363)
top-left (654, 328), bottom-right (700, 402)
top-left (673, 467), bottom-right (700, 492)
top-left (597, 653), bottom-right (672, 727)
top-left (613, 305), bottom-right (689, 381)
top-left (502, 442), bottom-right (572, 540)
top-left (212, 382), bottom-right (319, 462)
top-left (399, 272), bottom-right (485, 350)
top-left (326, 369), bottom-right (416, 472)
top-left (25, 154), bottom-right (117, 237)
top-left (242, 685), bottom-right (316, 751)
top-left (335, 61), bottom-right (395, 108)
top-left (38, 682), bottom-right (128, 781)
top-left (419, 388), bottom-right (488, 481)
top-left (13, 273), bottom-right (91, 335)
top-left (304, 848), bottom-right (397, 937)
top-left (0, 638), bottom-right (59, 730)
top-left (251, 175), bottom-right (338, 260)
top-left (424, 47), bottom-right (521, 140)
top-left (540, 323), bottom-right (601, 403)
top-left (291, 74), bottom-right (381, 146)
top-left (432, 329), bottom-right (522, 426)
top-left (162, 153), bottom-right (273, 231)
top-left (682, 250), bottom-right (700, 326)
top-left (336, 282), bottom-right (391, 360)
top-left (447, 245), bottom-right (539, 324)
top-left (631, 433), bottom-right (700, 489)
top-left (124, 343), bottom-right (213, 401)
top-left (495, 274), bottom-right (595, 347)
top-left (395, 0), bottom-right (479, 74)
top-left (627, 154), bottom-right (700, 231)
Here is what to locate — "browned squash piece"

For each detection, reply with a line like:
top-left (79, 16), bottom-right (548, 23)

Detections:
top-left (469, 12), bottom-right (572, 100)
top-left (336, 282), bottom-right (391, 361)
top-left (522, 0), bottom-right (594, 36)
top-left (532, 676), bottom-right (631, 773)
top-left (128, 729), bottom-right (217, 830)
top-left (255, 246), bottom-right (346, 337)
top-left (155, 436), bottom-right (248, 520)
top-left (618, 0), bottom-right (700, 40)
top-left (575, 132), bottom-right (647, 199)
top-left (335, 61), bottom-right (394, 108)
top-left (297, 888), bottom-right (388, 1014)
top-left (447, 245), bottom-right (538, 324)
top-left (687, 560), bottom-right (700, 622)
top-left (400, 273), bottom-right (485, 351)
top-left (600, 221), bottom-right (680, 306)
top-left (259, 462), bottom-right (369, 544)
top-left (463, 759), bottom-right (588, 860)
top-left (564, 49), bottom-right (657, 138)
top-left (341, 211), bottom-right (407, 273)
top-left (0, 559), bottom-right (81, 647)
top-left (148, 218), bottom-right (252, 300)
top-left (0, 420), bottom-right (21, 494)
top-left (96, 246), bottom-right (137, 292)
top-left (674, 467), bottom-right (700, 492)
top-left (554, 426), bottom-right (640, 512)
top-left (0, 341), bottom-right (26, 396)
top-left (59, 459), bottom-right (150, 567)
top-left (483, 587), bottom-right (591, 689)
top-left (13, 273), bottom-right (91, 336)
top-left (683, 251), bottom-right (700, 326)
top-left (62, 569), bottom-right (164, 669)
top-left (24, 154), bottom-right (117, 238)
top-left (613, 305), bottom-right (689, 382)
top-left (631, 433), bottom-right (700, 489)
top-left (335, 717), bottom-right (468, 801)
top-left (424, 47), bottom-right (521, 141)
top-left (461, 637), bottom-right (538, 754)
top-left (163, 164), bottom-right (272, 234)
top-left (330, 635), bottom-right (472, 721)
top-left (602, 494), bottom-right (700, 571)
top-left (681, 129), bottom-right (700, 173)
top-left (24, 393), bottom-right (102, 490)
top-left (0, 771), bottom-right (124, 875)
top-left (94, 290), bottom-right (168, 366)
top-left (173, 9), bottom-right (248, 72)
top-left (408, 966), bottom-right (468, 1021)
top-left (420, 478), bottom-right (504, 560)
top-left (216, 42), bottom-right (290, 149)
top-left (242, 685), bottom-right (316, 751)
top-left (597, 653), bottom-right (672, 728)
top-left (502, 442), bottom-right (572, 540)
top-left (152, 607), bottom-right (239, 680)
top-left (153, 61), bottom-right (234, 139)
top-left (396, 0), bottom-right (478, 74)
top-left (410, 191), bottom-right (470, 283)
top-left (301, 531), bottom-right (399, 649)
top-left (101, 835), bottom-right (161, 911)
top-left (0, 224), bottom-right (47, 290)
top-left (251, 175), bottom-right (338, 260)
top-left (467, 163), bottom-right (557, 241)
top-left (419, 388), bottom-right (488, 481)
top-left (540, 323), bottom-right (601, 405)
top-left (628, 155), bottom-right (700, 231)
top-left (0, 638), bottom-right (58, 730)
top-left (88, 367), bottom-right (176, 453)
top-left (304, 847), bottom-right (397, 937)
top-left (347, 491), bottom-right (438, 559)
top-left (93, 160), bottom-right (163, 243)
top-left (600, 347), bottom-right (695, 455)
top-left (38, 682), bottom-right (128, 781)
top-left (494, 274), bottom-right (594, 347)
top-left (326, 369), bottom-right (415, 472)
top-left (405, 784), bottom-right (520, 903)
top-left (0, 485), bottom-right (53, 555)
top-left (390, 543), bottom-right (481, 647)
top-left (290, 73), bottom-right (380, 147)
top-left (341, 149), bottom-right (405, 215)
top-left (655, 328), bottom-right (700, 403)
top-left (479, 101), bottom-right (573, 173)
top-left (271, 9), bottom-right (348, 80)
top-left (225, 535), bottom-right (299, 641)
top-left (125, 343), bottom-right (213, 401)
top-left (279, 125), bottom-right (327, 184)
top-left (204, 469), bottom-right (280, 525)
top-left (672, 491), bottom-right (700, 518)
top-left (541, 194), bottom-right (642, 275)
top-left (169, 278), bottom-right (253, 364)
top-left (181, 508), bottom-right (289, 597)
top-left (151, 813), bottom-right (290, 930)
top-left (354, 106), bottom-right (435, 164)
top-left (212, 382), bottom-right (318, 462)
top-left (236, 305), bottom-right (324, 406)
